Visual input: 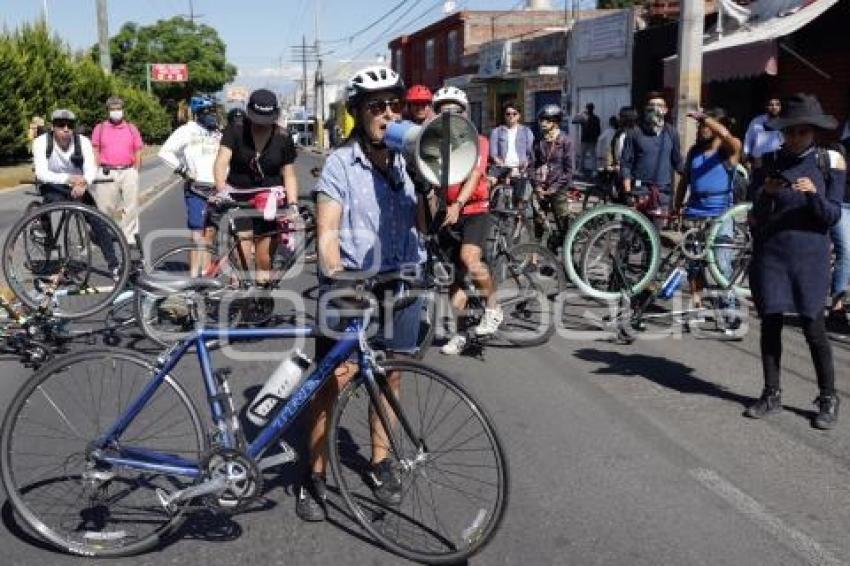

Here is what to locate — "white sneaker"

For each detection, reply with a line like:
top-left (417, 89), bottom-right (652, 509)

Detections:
top-left (440, 334), bottom-right (467, 355)
top-left (474, 308), bottom-right (504, 336)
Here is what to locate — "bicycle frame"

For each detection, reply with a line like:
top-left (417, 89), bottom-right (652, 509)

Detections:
top-left (91, 318), bottom-right (418, 480)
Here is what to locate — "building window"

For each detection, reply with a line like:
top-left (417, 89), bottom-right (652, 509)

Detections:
top-left (425, 38), bottom-right (435, 70)
top-left (447, 30), bottom-right (458, 66)
top-left (394, 48), bottom-right (403, 75)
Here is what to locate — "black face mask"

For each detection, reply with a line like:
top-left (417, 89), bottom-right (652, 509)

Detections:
top-left (198, 113), bottom-right (218, 130)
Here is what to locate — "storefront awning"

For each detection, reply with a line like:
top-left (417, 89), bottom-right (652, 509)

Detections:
top-left (663, 0), bottom-right (838, 86)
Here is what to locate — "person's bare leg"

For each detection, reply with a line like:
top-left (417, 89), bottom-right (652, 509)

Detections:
top-left (254, 235), bottom-right (278, 285)
top-left (461, 243), bottom-right (497, 309)
top-left (370, 366), bottom-right (402, 465)
top-left (308, 362), bottom-right (357, 475)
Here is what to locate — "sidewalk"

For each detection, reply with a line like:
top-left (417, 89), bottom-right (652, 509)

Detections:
top-left (0, 146), bottom-right (163, 191)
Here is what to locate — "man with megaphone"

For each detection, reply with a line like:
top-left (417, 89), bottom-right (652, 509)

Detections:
top-left (300, 65), bottom-right (430, 523)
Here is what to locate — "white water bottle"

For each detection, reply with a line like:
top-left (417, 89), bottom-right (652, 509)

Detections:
top-left (247, 350), bottom-right (312, 426)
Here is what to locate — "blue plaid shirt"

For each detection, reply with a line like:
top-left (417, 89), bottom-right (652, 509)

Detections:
top-left (313, 142), bottom-right (425, 272)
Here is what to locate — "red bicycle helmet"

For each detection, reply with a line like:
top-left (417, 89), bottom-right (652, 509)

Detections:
top-left (405, 84), bottom-right (433, 104)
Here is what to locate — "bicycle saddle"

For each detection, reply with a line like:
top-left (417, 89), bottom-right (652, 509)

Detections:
top-left (135, 272), bottom-right (224, 295)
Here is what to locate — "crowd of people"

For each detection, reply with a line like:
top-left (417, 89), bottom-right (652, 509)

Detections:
top-left (30, 64), bottom-right (850, 520)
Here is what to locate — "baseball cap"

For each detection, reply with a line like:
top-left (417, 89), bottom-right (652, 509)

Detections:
top-left (51, 109), bottom-right (76, 121)
top-left (245, 89), bottom-right (280, 125)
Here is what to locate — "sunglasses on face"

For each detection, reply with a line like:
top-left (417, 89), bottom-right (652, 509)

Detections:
top-left (52, 120), bottom-right (75, 129)
top-left (366, 98), bottom-right (403, 116)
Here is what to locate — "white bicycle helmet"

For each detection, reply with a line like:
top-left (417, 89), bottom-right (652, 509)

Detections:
top-left (346, 66), bottom-right (405, 110)
top-left (432, 86), bottom-right (469, 111)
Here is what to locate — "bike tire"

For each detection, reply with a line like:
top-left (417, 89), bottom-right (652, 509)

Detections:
top-left (134, 244), bottom-right (243, 347)
top-left (1, 348), bottom-right (206, 557)
top-left (3, 201), bottom-right (130, 319)
top-left (705, 203), bottom-right (752, 299)
top-left (563, 205), bottom-right (661, 301)
top-left (491, 243), bottom-right (557, 346)
top-left (329, 360), bottom-right (509, 565)
top-left (493, 242), bottom-right (566, 297)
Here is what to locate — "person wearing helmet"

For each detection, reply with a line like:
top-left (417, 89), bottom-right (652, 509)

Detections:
top-left (430, 86), bottom-right (504, 355)
top-left (404, 84), bottom-right (434, 124)
top-left (299, 65), bottom-right (428, 522)
top-left (532, 103), bottom-right (574, 240)
top-left (213, 88), bottom-right (299, 286)
top-left (158, 94), bottom-right (223, 275)
top-left (226, 107), bottom-right (245, 130)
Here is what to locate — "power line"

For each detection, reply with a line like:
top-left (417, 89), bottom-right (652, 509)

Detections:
top-left (321, 0), bottom-right (412, 44)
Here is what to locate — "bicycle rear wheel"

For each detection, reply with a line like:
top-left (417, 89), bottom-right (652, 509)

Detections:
top-left (565, 205), bottom-right (661, 301)
top-left (705, 203), bottom-right (752, 299)
top-left (135, 244), bottom-right (242, 347)
top-left (4, 202), bottom-right (130, 319)
top-left (1, 349), bottom-right (206, 557)
top-left (329, 360), bottom-right (508, 564)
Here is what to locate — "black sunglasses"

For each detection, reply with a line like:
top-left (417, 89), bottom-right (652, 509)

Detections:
top-left (52, 119), bottom-right (75, 129)
top-left (366, 98), bottom-right (403, 116)
top-left (249, 155), bottom-right (265, 180)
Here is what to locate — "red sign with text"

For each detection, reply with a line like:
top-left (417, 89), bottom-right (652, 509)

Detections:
top-left (150, 63), bottom-right (189, 82)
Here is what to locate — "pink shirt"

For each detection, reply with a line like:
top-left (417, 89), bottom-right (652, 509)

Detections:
top-left (91, 120), bottom-right (144, 167)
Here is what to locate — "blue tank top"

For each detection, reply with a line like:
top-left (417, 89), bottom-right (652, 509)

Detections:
top-left (684, 150), bottom-right (732, 218)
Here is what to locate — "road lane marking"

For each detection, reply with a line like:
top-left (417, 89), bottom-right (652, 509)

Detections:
top-left (690, 468), bottom-right (844, 566)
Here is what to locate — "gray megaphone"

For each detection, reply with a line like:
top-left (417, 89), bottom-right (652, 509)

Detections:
top-left (384, 113), bottom-right (479, 187)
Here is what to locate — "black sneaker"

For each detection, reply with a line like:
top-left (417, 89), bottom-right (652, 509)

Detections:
top-left (744, 388), bottom-right (782, 419)
top-left (813, 394), bottom-right (840, 430)
top-left (368, 459), bottom-right (403, 506)
top-left (295, 473), bottom-right (327, 522)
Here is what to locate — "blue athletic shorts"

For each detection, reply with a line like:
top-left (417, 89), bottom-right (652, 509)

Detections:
top-left (315, 277), bottom-right (425, 359)
top-left (183, 184), bottom-right (213, 230)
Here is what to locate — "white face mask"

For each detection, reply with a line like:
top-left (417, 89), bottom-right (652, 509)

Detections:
top-left (109, 110), bottom-right (124, 122)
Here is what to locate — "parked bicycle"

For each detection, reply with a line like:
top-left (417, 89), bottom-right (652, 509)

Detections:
top-left (0, 269), bottom-right (509, 563)
top-left (135, 185), bottom-right (316, 346)
top-left (563, 202), bottom-right (752, 342)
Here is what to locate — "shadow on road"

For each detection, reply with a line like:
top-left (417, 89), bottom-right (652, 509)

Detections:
top-left (574, 348), bottom-right (754, 409)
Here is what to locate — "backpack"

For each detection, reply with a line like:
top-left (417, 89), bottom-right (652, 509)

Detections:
top-left (45, 130), bottom-right (85, 170)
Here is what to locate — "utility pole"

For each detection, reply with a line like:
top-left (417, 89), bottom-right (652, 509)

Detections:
top-left (290, 36), bottom-right (318, 145)
top-left (675, 0), bottom-right (704, 151)
top-left (96, 0), bottom-right (111, 74)
top-left (42, 0), bottom-right (49, 29)
top-left (181, 0), bottom-right (205, 24)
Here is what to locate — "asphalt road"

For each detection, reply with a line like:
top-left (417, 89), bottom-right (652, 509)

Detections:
top-left (0, 152), bottom-right (848, 565)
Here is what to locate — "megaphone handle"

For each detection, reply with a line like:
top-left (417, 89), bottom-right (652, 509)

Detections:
top-left (439, 113), bottom-right (451, 190)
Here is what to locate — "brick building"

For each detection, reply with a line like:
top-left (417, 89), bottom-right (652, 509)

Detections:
top-left (389, 9), bottom-right (574, 93)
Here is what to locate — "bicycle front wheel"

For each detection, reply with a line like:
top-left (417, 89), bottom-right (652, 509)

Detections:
top-left (1, 349), bottom-right (206, 557)
top-left (564, 205), bottom-right (661, 300)
top-left (3, 201), bottom-right (130, 319)
top-left (706, 203), bottom-right (752, 299)
top-left (329, 360), bottom-right (509, 564)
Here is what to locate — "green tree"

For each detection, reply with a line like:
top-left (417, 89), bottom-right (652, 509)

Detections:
top-left (100, 17), bottom-right (237, 101)
top-left (12, 21), bottom-right (75, 120)
top-left (598, 0), bottom-right (639, 8)
top-left (0, 35), bottom-right (28, 159)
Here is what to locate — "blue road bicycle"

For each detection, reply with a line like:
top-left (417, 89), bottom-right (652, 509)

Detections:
top-left (0, 271), bottom-right (509, 564)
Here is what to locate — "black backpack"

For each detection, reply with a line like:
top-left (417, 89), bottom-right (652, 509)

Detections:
top-left (45, 130), bottom-right (85, 170)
